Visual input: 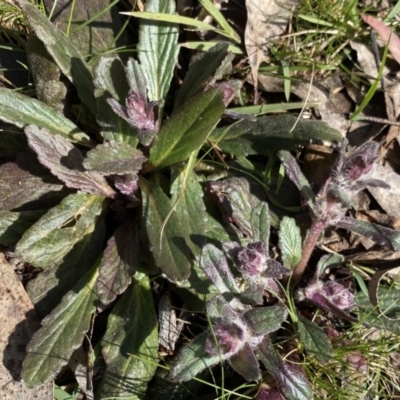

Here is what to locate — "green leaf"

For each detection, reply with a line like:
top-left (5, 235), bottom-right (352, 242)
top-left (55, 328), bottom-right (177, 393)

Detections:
top-left (243, 306), bottom-right (287, 336)
top-left (149, 88), bottom-right (224, 170)
top-left (168, 332), bottom-right (225, 382)
top-left (98, 277), bottom-right (158, 399)
top-left (278, 217), bottom-right (302, 269)
top-left (137, 0), bottom-right (179, 102)
top-left (0, 210), bottom-right (46, 245)
top-left (21, 261), bottom-right (99, 387)
top-left (170, 167), bottom-right (208, 257)
top-left (139, 177), bottom-right (191, 281)
top-left (15, 0), bottom-right (97, 116)
top-left (298, 315), bottom-right (332, 364)
top-left (174, 42), bottom-right (229, 109)
top-left (315, 253), bottom-right (344, 278)
top-left (93, 55), bottom-right (139, 146)
top-left (83, 141), bottom-right (146, 175)
top-left (97, 216), bottom-right (139, 305)
top-left (25, 125), bottom-right (116, 198)
top-left (0, 88), bottom-right (92, 145)
top-left (16, 192), bottom-right (106, 268)
top-left (250, 202), bottom-right (270, 247)
top-left (210, 115), bottom-right (342, 157)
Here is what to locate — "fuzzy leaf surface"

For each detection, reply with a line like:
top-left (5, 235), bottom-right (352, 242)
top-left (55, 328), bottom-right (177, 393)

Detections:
top-left (243, 306), bottom-right (287, 335)
top-left (0, 88), bottom-right (91, 144)
top-left (0, 152), bottom-right (66, 211)
top-left (229, 343), bottom-right (261, 381)
top-left (137, 0), bottom-right (179, 101)
top-left (279, 216), bottom-right (302, 269)
top-left (149, 88), bottom-right (224, 169)
top-left (83, 141), bottom-right (146, 175)
top-left (200, 244), bottom-right (240, 296)
top-left (93, 56), bottom-right (139, 146)
top-left (25, 125), bottom-right (116, 198)
top-left (15, 0), bottom-right (97, 116)
top-left (168, 332), bottom-right (225, 382)
top-left (258, 338), bottom-right (313, 400)
top-left (171, 167), bottom-right (208, 257)
top-left (97, 216), bottom-right (139, 305)
top-left (175, 42), bottom-right (229, 108)
top-left (336, 216), bottom-right (400, 251)
top-left (210, 115), bottom-right (342, 156)
top-left (16, 192), bottom-right (105, 268)
top-left (298, 315), bottom-right (332, 363)
top-left (98, 277), bottom-right (158, 399)
top-left (0, 210), bottom-right (45, 245)
top-left (21, 263), bottom-right (99, 387)
top-left (250, 202), bottom-right (270, 247)
top-left (139, 177), bottom-right (191, 281)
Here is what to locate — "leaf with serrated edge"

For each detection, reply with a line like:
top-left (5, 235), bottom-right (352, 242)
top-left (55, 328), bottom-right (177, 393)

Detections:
top-left (149, 88), bottom-right (224, 170)
top-left (298, 315), bottom-right (332, 363)
top-left (16, 192), bottom-right (105, 268)
top-left (15, 0), bottom-right (97, 116)
top-left (279, 217), bottom-right (302, 270)
top-left (83, 141), bottom-right (146, 175)
top-left (250, 202), bottom-right (270, 248)
top-left (244, 306), bottom-right (287, 336)
top-left (137, 0), bottom-right (179, 102)
top-left (97, 216), bottom-right (138, 305)
top-left (21, 261), bottom-right (99, 387)
top-left (0, 88), bottom-right (92, 145)
top-left (174, 42), bottom-right (229, 109)
top-left (25, 125), bottom-right (115, 198)
top-left (336, 216), bottom-right (400, 251)
top-left (168, 332), bottom-right (225, 382)
top-left (139, 177), bottom-right (191, 281)
top-left (98, 277), bottom-right (158, 398)
top-left (200, 244), bottom-right (240, 295)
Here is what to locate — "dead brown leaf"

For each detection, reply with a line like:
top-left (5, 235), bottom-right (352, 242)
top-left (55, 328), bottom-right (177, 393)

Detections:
top-left (0, 253), bottom-right (53, 399)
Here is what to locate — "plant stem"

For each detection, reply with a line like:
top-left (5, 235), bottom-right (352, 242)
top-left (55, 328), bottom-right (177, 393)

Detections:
top-left (291, 219), bottom-right (327, 286)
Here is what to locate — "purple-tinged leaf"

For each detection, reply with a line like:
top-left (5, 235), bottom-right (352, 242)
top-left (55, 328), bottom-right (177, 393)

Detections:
top-left (257, 338), bottom-right (313, 400)
top-left (315, 253), bottom-right (344, 279)
top-left (97, 216), bottom-right (139, 305)
top-left (265, 258), bottom-right (291, 279)
top-left (25, 125), bottom-right (116, 198)
top-left (356, 178), bottom-right (390, 190)
top-left (298, 315), bottom-right (332, 364)
top-left (240, 283), bottom-right (265, 305)
top-left (250, 202), bottom-right (270, 247)
top-left (256, 388), bottom-right (284, 400)
top-left (243, 306), bottom-right (287, 336)
top-left (277, 150), bottom-right (316, 207)
top-left (237, 241), bottom-right (268, 277)
top-left (230, 343), bottom-right (261, 381)
top-left (336, 216), bottom-right (400, 251)
top-left (83, 141), bottom-right (147, 175)
top-left (200, 244), bottom-right (240, 295)
top-left (168, 332), bottom-right (226, 382)
top-left (113, 173), bottom-right (139, 196)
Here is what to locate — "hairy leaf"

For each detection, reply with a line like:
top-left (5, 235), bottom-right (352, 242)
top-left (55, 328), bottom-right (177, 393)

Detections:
top-left (168, 332), bottom-right (224, 382)
top-left (200, 244), bottom-right (240, 296)
top-left (149, 88), bottom-right (224, 169)
top-left (15, 0), bottom-right (97, 116)
top-left (21, 262), bottom-right (99, 387)
top-left (258, 338), bottom-right (313, 400)
top-left (230, 343), bottom-right (261, 381)
top-left (16, 192), bottom-right (105, 268)
top-left (93, 56), bottom-right (139, 146)
top-left (250, 202), bottom-right (270, 247)
top-left (83, 141), bottom-right (146, 175)
top-left (137, 0), bottom-right (179, 102)
top-left (336, 216), bottom-right (400, 251)
top-left (298, 315), bottom-right (332, 364)
top-left (0, 210), bottom-right (46, 245)
top-left (139, 177), bottom-right (191, 281)
top-left (99, 277), bottom-right (158, 399)
top-left (243, 306), bottom-right (287, 336)
top-left (25, 125), bottom-right (116, 198)
top-left (0, 88), bottom-right (91, 145)
top-left (279, 217), bottom-right (302, 269)
top-left (210, 115), bottom-right (342, 156)
top-left (175, 42), bottom-right (229, 109)
top-left (0, 152), bottom-right (66, 211)
top-left (97, 216), bottom-right (139, 305)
